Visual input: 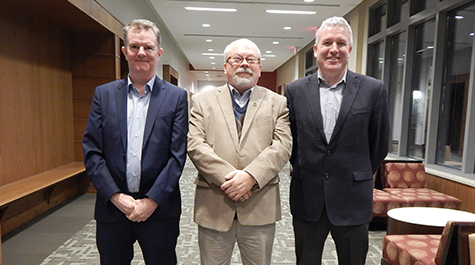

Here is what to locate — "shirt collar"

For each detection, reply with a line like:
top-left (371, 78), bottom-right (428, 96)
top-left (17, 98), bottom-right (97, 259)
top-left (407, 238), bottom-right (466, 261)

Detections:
top-left (317, 70), bottom-right (347, 89)
top-left (227, 83), bottom-right (254, 99)
top-left (127, 75), bottom-right (156, 94)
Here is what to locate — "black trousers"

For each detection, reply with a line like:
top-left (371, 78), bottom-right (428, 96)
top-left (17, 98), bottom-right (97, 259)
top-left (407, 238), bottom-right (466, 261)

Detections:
top-left (96, 215), bottom-right (179, 265)
top-left (293, 209), bottom-right (369, 265)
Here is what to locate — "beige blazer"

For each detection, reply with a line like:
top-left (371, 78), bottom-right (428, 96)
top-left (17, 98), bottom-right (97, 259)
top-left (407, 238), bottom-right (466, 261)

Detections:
top-left (187, 84), bottom-right (292, 232)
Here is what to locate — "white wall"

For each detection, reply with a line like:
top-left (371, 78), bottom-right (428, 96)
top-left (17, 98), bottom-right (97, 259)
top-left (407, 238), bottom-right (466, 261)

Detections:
top-left (95, 0), bottom-right (197, 92)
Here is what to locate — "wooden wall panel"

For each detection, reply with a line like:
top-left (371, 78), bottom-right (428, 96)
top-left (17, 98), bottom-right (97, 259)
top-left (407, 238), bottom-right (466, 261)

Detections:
top-left (0, 4), bottom-right (75, 186)
top-left (426, 174), bottom-right (475, 213)
top-left (71, 32), bottom-right (118, 162)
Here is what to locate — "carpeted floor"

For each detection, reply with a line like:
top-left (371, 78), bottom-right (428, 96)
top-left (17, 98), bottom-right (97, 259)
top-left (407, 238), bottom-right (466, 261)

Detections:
top-left (38, 159), bottom-right (384, 264)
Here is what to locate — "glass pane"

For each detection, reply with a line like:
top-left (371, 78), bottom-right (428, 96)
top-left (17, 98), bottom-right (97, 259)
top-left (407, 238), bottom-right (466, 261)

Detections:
top-left (389, 0), bottom-right (409, 27)
top-left (369, 4), bottom-right (387, 36)
top-left (388, 31), bottom-right (407, 154)
top-left (408, 20), bottom-right (435, 159)
top-left (437, 4), bottom-right (474, 169)
top-left (412, 0), bottom-right (438, 14)
top-left (367, 41), bottom-right (384, 79)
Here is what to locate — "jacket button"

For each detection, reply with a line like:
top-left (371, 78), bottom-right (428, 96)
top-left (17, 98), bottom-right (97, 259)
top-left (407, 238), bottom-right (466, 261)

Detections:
top-left (326, 150), bottom-right (331, 156)
top-left (325, 173), bottom-right (329, 179)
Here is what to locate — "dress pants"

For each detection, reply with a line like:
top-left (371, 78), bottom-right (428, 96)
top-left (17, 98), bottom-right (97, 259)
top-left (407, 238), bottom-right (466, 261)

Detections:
top-left (293, 209), bottom-right (369, 265)
top-left (96, 215), bottom-right (179, 265)
top-left (198, 220), bottom-right (276, 265)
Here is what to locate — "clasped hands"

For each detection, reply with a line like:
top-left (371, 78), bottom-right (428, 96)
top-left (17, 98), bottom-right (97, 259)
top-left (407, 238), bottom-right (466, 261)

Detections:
top-left (221, 170), bottom-right (255, 203)
top-left (110, 193), bottom-right (158, 222)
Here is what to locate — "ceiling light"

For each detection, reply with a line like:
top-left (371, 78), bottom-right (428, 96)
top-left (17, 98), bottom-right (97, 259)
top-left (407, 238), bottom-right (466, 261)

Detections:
top-left (201, 53), bottom-right (222, 56)
top-left (211, 62), bottom-right (216, 65)
top-left (208, 48), bottom-right (214, 51)
top-left (455, 15), bottom-right (464, 19)
top-left (185, 7), bottom-right (237, 12)
top-left (209, 57), bottom-right (215, 59)
top-left (470, 32), bottom-right (475, 36)
top-left (266, 10), bottom-right (317, 15)
top-left (202, 24), bottom-right (211, 27)
top-left (272, 41), bottom-right (279, 45)
top-left (206, 39), bottom-right (212, 42)
top-left (284, 26), bottom-right (292, 30)
top-left (304, 0), bottom-right (315, 2)
top-left (266, 50), bottom-right (272, 53)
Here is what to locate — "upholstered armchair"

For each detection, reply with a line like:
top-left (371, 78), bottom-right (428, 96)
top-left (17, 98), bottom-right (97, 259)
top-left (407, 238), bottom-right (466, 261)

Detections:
top-left (381, 162), bottom-right (462, 209)
top-left (381, 221), bottom-right (475, 265)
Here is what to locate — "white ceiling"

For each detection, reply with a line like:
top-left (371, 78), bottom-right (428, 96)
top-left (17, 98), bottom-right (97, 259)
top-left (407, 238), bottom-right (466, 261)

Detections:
top-left (148, 0), bottom-right (362, 81)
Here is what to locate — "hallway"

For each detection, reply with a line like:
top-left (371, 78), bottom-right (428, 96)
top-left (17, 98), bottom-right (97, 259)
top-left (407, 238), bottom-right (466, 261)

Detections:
top-left (2, 159), bottom-right (384, 264)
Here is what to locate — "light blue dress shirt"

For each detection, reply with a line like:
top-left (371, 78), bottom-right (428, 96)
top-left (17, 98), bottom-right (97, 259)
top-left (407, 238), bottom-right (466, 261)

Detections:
top-left (318, 71), bottom-right (346, 142)
top-left (126, 76), bottom-right (155, 193)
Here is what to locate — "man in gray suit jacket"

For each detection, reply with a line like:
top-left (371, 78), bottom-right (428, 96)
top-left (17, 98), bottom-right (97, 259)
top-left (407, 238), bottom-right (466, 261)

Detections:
top-left (284, 17), bottom-right (390, 265)
top-left (188, 38), bottom-right (292, 265)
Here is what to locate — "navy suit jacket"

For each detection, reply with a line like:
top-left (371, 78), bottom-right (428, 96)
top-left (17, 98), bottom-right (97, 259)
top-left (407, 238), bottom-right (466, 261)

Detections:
top-left (82, 77), bottom-right (188, 223)
top-left (284, 70), bottom-right (389, 226)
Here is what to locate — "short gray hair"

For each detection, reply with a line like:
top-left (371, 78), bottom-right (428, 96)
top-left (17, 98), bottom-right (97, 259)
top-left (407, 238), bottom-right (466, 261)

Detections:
top-left (123, 19), bottom-right (161, 48)
top-left (223, 38), bottom-right (262, 62)
top-left (315, 16), bottom-right (353, 47)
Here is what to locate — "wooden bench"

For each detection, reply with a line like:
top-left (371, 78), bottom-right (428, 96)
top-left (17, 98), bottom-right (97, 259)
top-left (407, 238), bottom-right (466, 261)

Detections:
top-left (0, 162), bottom-right (86, 264)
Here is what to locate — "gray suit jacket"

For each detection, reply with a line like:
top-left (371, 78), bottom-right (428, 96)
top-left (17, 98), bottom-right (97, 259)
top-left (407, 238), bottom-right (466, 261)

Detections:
top-left (284, 70), bottom-right (390, 226)
top-left (188, 84), bottom-right (292, 232)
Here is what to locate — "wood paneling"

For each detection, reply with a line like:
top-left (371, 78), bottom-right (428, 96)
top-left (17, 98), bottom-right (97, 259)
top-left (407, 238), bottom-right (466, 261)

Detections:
top-left (426, 174), bottom-right (475, 213)
top-left (0, 4), bottom-right (75, 186)
top-left (0, 0), bottom-right (123, 256)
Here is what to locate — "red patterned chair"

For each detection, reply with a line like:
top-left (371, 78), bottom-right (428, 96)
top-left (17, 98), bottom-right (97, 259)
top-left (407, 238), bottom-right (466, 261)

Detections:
top-left (381, 162), bottom-right (462, 209)
top-left (373, 188), bottom-right (407, 218)
top-left (381, 221), bottom-right (475, 264)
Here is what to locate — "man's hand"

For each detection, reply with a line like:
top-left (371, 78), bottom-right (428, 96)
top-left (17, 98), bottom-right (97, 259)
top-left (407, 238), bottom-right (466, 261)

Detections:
top-left (110, 193), bottom-right (136, 215)
top-left (126, 198), bottom-right (158, 222)
top-left (221, 170), bottom-right (255, 202)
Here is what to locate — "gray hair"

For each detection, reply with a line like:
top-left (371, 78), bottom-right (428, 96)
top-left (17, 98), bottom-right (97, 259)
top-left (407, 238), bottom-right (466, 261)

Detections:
top-left (223, 38), bottom-right (262, 62)
top-left (123, 19), bottom-right (161, 48)
top-left (315, 16), bottom-right (353, 47)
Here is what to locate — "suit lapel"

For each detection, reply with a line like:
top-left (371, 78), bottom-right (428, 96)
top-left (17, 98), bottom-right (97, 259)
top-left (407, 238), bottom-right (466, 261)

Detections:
top-left (305, 74), bottom-right (327, 144)
top-left (216, 85), bottom-right (240, 150)
top-left (115, 80), bottom-right (128, 153)
top-left (240, 86), bottom-right (265, 143)
top-left (143, 78), bottom-right (167, 148)
top-left (330, 71), bottom-right (359, 143)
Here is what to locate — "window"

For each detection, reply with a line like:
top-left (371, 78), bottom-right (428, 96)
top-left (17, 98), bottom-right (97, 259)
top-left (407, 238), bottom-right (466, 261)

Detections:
top-left (407, 20), bottom-right (435, 159)
top-left (436, 4), bottom-right (475, 169)
top-left (369, 4), bottom-right (387, 36)
top-left (388, 0), bottom-right (409, 27)
top-left (388, 31), bottom-right (407, 154)
top-left (367, 41), bottom-right (385, 79)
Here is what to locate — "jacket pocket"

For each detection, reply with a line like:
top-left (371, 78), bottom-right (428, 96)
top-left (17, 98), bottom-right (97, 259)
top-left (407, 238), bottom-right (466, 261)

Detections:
top-left (353, 171), bottom-right (373, 181)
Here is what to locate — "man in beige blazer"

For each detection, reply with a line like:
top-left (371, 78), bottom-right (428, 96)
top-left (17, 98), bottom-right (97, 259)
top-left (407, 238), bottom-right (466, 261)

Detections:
top-left (188, 38), bottom-right (292, 265)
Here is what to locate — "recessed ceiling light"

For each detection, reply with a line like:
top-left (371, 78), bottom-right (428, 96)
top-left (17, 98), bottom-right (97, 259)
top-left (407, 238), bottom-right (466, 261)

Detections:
top-left (206, 39), bottom-right (212, 42)
top-left (211, 62), bottom-right (216, 65)
top-left (272, 41), bottom-right (279, 45)
top-left (455, 15), bottom-right (464, 19)
top-left (209, 57), bottom-right (215, 59)
top-left (266, 10), bottom-right (317, 15)
top-left (284, 26), bottom-right (292, 30)
top-left (202, 24), bottom-right (211, 27)
top-left (266, 50), bottom-right (272, 54)
top-left (201, 53), bottom-right (222, 56)
top-left (208, 48), bottom-right (214, 51)
top-left (304, 0), bottom-right (315, 2)
top-left (470, 32), bottom-right (475, 36)
top-left (185, 7), bottom-right (237, 12)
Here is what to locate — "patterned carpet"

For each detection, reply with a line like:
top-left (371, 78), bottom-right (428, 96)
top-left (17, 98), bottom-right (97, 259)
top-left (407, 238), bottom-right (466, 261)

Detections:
top-left (41, 159), bottom-right (384, 264)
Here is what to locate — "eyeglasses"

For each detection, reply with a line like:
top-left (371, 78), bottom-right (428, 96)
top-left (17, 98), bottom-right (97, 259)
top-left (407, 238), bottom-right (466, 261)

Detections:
top-left (227, 56), bottom-right (260, 65)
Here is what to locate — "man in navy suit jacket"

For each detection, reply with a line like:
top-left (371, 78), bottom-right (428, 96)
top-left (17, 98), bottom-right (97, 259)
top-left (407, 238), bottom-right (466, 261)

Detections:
top-left (82, 19), bottom-right (188, 265)
top-left (284, 17), bottom-right (390, 265)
